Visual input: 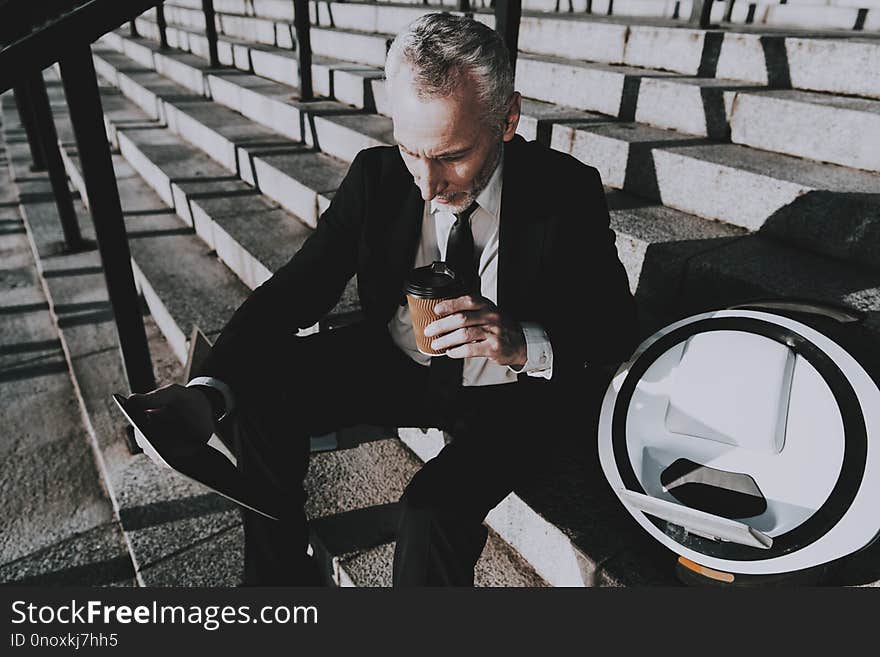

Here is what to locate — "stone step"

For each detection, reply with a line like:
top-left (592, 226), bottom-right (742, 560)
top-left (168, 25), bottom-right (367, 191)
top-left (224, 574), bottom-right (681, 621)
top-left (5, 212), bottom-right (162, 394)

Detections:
top-left (517, 98), bottom-right (607, 145)
top-left (517, 52), bottom-right (680, 120)
top-left (551, 120), bottom-right (880, 269)
top-left (591, 0), bottom-right (691, 20)
top-left (91, 48), bottom-right (364, 224)
top-left (715, 33), bottom-right (880, 99)
top-left (600, 190), bottom-right (880, 337)
top-left (311, 0), bottom-right (454, 34)
top-left (634, 78), bottom-right (880, 172)
top-left (728, 3), bottom-right (877, 32)
top-left (308, 25), bottom-right (394, 68)
top-left (305, 438), bottom-right (548, 587)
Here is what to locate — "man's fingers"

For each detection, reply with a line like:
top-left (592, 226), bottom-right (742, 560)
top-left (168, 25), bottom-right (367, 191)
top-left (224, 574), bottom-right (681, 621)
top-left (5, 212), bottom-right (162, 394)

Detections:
top-left (127, 384), bottom-right (182, 410)
top-left (430, 326), bottom-right (486, 351)
top-left (433, 294), bottom-right (491, 317)
top-left (442, 340), bottom-right (489, 360)
top-left (424, 308), bottom-right (496, 338)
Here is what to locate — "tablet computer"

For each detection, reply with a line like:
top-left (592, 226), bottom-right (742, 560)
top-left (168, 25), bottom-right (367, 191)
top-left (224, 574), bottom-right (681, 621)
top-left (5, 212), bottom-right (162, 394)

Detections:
top-left (112, 393), bottom-right (282, 520)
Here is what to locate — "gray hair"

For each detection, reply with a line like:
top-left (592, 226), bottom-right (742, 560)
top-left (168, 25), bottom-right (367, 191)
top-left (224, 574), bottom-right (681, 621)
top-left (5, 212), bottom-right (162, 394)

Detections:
top-left (385, 13), bottom-right (514, 136)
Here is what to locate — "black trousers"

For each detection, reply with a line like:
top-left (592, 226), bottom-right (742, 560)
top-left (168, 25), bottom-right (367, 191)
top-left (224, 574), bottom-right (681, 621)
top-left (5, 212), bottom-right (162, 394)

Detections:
top-left (218, 322), bottom-right (567, 587)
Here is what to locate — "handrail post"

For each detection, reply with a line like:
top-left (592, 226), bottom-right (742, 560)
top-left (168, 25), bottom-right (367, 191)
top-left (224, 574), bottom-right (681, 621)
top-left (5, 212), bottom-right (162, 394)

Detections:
top-left (494, 0), bottom-right (521, 77)
top-left (22, 71), bottom-right (85, 251)
top-left (156, 1), bottom-right (169, 49)
top-left (722, 0), bottom-right (735, 22)
top-left (58, 44), bottom-right (156, 436)
top-left (12, 84), bottom-right (47, 171)
top-left (202, 0), bottom-right (220, 67)
top-left (293, 0), bottom-right (313, 100)
top-left (689, 0), bottom-right (715, 27)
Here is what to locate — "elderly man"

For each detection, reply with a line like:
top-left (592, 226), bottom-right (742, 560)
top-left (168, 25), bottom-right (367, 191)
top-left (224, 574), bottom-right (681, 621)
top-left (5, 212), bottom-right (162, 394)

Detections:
top-left (130, 13), bottom-right (638, 586)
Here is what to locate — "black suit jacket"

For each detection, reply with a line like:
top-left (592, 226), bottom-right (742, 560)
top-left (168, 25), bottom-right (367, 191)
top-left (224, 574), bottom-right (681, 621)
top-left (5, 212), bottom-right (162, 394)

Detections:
top-left (199, 134), bottom-right (638, 393)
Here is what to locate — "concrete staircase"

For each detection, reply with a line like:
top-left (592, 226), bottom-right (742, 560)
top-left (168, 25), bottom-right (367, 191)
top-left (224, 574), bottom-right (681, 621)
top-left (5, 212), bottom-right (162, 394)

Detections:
top-left (4, 0), bottom-right (879, 586)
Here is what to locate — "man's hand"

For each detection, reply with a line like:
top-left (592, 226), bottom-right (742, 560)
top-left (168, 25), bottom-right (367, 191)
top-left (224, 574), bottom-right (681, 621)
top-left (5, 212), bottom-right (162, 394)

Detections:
top-left (126, 383), bottom-right (215, 446)
top-left (424, 294), bottom-right (527, 369)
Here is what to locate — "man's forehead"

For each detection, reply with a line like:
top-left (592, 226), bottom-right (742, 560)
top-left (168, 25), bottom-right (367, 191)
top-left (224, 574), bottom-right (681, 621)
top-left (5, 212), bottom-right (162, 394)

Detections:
top-left (390, 70), bottom-right (481, 152)
top-left (392, 114), bottom-right (476, 153)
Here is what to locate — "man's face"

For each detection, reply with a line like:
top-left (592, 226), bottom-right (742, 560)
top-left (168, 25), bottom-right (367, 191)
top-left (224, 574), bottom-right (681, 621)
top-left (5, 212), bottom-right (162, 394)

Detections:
top-left (390, 65), bottom-right (520, 213)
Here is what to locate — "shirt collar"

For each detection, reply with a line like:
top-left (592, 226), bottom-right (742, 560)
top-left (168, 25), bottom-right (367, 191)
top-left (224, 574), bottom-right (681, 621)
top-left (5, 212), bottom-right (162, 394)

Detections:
top-left (429, 156), bottom-right (503, 220)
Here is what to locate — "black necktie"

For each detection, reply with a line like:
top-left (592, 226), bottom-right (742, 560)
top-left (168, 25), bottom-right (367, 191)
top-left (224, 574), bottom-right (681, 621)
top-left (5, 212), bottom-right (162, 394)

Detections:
top-left (444, 201), bottom-right (479, 293)
top-left (429, 201), bottom-right (479, 394)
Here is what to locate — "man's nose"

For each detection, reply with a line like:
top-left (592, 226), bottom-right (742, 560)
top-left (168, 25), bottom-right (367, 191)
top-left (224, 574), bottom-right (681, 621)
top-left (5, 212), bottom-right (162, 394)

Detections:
top-left (414, 159), bottom-right (443, 201)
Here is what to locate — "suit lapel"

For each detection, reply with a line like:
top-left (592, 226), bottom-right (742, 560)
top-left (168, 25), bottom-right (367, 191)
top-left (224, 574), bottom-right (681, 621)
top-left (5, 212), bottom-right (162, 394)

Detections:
top-left (381, 178), bottom-right (424, 315)
top-left (498, 135), bottom-right (544, 311)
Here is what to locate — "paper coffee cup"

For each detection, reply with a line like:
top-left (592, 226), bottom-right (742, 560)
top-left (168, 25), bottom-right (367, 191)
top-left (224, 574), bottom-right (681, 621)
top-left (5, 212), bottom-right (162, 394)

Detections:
top-left (404, 262), bottom-right (466, 356)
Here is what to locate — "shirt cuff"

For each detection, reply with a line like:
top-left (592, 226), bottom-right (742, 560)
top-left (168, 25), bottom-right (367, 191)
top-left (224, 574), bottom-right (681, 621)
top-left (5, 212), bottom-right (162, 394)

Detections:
top-left (508, 322), bottom-right (553, 380)
top-left (186, 376), bottom-right (236, 420)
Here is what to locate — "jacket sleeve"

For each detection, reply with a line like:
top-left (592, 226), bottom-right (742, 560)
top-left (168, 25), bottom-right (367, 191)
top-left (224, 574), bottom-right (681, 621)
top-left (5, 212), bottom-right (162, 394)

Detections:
top-left (541, 166), bottom-right (639, 384)
top-left (194, 149), bottom-right (370, 396)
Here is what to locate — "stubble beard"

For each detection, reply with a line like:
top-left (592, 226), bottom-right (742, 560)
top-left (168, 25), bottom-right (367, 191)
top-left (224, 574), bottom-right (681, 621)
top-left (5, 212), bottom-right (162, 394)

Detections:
top-left (437, 139), bottom-right (503, 213)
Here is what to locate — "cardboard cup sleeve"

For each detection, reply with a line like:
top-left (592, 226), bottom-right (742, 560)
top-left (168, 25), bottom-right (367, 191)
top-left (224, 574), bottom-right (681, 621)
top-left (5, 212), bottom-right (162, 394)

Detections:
top-left (407, 294), bottom-right (449, 356)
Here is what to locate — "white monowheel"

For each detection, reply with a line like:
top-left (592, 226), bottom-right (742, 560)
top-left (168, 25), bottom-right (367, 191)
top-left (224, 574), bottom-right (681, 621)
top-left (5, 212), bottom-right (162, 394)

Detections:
top-left (598, 306), bottom-right (880, 577)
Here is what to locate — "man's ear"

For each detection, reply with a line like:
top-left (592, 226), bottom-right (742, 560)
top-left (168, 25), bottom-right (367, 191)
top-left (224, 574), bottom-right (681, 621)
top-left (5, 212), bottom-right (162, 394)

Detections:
top-left (502, 92), bottom-right (522, 142)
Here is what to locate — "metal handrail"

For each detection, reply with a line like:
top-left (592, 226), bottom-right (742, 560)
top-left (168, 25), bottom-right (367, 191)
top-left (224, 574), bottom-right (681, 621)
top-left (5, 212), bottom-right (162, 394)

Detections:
top-left (201, 0), bottom-right (219, 67)
top-left (0, 0), bottom-right (163, 92)
top-left (5, 1), bottom-right (161, 455)
top-left (494, 0), bottom-right (522, 74)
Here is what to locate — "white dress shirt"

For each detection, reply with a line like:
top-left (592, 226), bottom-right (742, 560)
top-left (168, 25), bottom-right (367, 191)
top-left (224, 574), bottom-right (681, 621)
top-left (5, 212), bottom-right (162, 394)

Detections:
top-left (388, 158), bottom-right (554, 386)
